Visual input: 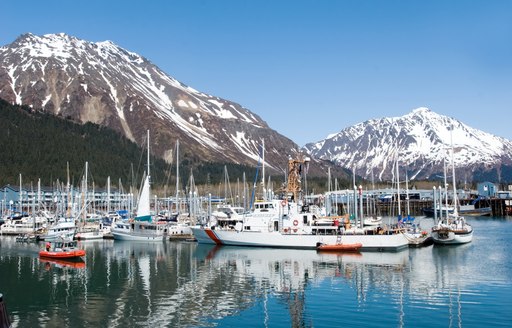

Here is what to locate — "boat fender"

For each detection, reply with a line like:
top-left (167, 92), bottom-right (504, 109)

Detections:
top-left (293, 228), bottom-right (298, 233)
top-left (293, 220), bottom-right (298, 226)
top-left (283, 228), bottom-right (288, 233)
top-left (281, 200), bottom-right (288, 207)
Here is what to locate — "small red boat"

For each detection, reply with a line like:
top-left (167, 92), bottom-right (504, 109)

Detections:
top-left (316, 242), bottom-right (363, 252)
top-left (39, 239), bottom-right (86, 259)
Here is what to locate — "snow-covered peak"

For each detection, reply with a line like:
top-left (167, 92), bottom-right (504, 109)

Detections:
top-left (0, 33), bottom-right (289, 170)
top-left (410, 107), bottom-right (431, 114)
top-left (304, 108), bottom-right (512, 181)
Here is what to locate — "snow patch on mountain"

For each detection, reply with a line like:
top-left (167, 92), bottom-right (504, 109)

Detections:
top-left (304, 107), bottom-right (512, 181)
top-left (0, 33), bottom-right (309, 172)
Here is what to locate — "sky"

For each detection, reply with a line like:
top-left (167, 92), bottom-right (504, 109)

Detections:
top-left (2, 0), bottom-right (511, 146)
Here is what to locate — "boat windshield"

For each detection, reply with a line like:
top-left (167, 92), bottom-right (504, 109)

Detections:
top-left (53, 240), bottom-right (77, 249)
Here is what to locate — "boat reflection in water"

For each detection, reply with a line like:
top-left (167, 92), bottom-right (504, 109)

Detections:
top-left (196, 245), bottom-right (410, 327)
top-left (2, 231), bottom-right (511, 327)
top-left (39, 257), bottom-right (86, 269)
top-left (192, 243), bottom-right (510, 328)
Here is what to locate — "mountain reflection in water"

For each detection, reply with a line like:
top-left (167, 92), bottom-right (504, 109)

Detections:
top-left (1, 217), bottom-right (511, 327)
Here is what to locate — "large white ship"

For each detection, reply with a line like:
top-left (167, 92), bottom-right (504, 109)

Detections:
top-left (192, 155), bottom-right (409, 252)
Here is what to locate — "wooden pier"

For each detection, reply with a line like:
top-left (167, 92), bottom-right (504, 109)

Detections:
top-left (336, 197), bottom-right (511, 217)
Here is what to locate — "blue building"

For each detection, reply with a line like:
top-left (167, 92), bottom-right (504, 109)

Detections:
top-left (477, 182), bottom-right (496, 198)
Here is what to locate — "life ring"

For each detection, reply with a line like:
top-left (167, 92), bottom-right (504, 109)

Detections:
top-left (281, 200), bottom-right (288, 207)
top-left (293, 220), bottom-right (299, 226)
top-left (293, 228), bottom-right (298, 233)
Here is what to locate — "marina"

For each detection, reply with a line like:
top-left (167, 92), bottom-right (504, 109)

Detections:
top-left (0, 216), bottom-right (511, 327)
top-left (0, 150), bottom-right (509, 327)
top-left (2, 3), bottom-right (512, 327)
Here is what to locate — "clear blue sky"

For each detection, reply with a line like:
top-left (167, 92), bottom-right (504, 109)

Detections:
top-left (2, 0), bottom-right (511, 146)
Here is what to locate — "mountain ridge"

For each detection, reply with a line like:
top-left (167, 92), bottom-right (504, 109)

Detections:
top-left (304, 107), bottom-right (512, 182)
top-left (0, 33), bottom-right (343, 181)
top-left (1, 33), bottom-right (509, 184)
top-left (0, 32), bottom-right (315, 174)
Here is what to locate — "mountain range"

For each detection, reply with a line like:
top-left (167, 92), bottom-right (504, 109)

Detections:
top-left (1, 33), bottom-right (510, 184)
top-left (0, 33), bottom-right (334, 176)
top-left (304, 107), bottom-right (512, 182)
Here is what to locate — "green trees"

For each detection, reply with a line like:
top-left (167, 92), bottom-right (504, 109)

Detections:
top-left (0, 98), bottom-right (162, 187)
top-left (0, 99), bottom-right (278, 190)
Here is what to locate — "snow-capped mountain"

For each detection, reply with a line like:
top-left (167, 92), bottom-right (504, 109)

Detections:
top-left (0, 33), bottom-right (301, 171)
top-left (304, 107), bottom-right (512, 182)
top-left (2, 33), bottom-right (508, 183)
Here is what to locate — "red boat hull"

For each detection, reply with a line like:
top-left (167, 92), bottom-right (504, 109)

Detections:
top-left (316, 243), bottom-right (363, 252)
top-left (39, 249), bottom-right (86, 259)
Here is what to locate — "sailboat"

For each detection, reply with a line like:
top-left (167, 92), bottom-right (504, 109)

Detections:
top-left (75, 162), bottom-right (106, 240)
top-left (401, 171), bottom-right (432, 247)
top-left (431, 132), bottom-right (473, 245)
top-left (111, 130), bottom-right (169, 241)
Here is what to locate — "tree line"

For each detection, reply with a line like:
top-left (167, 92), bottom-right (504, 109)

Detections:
top-left (0, 98), bottom-right (333, 193)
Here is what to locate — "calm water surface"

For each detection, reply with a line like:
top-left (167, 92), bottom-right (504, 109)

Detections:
top-left (1, 216), bottom-right (511, 327)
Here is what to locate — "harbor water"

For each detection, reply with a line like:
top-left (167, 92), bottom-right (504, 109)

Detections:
top-left (1, 216), bottom-right (511, 327)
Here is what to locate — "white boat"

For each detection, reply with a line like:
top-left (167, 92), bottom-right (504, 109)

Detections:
top-left (191, 155), bottom-right (409, 252)
top-left (111, 220), bottom-right (168, 241)
top-left (191, 219), bottom-right (409, 251)
top-left (363, 216), bottom-right (382, 226)
top-left (168, 222), bottom-right (193, 237)
top-left (209, 205), bottom-right (245, 229)
top-left (111, 130), bottom-right (168, 242)
top-left (42, 218), bottom-right (76, 241)
top-left (0, 216), bottom-right (46, 235)
top-left (402, 224), bottom-right (433, 247)
top-left (431, 134), bottom-right (473, 245)
top-left (75, 221), bottom-right (110, 240)
top-left (431, 214), bottom-right (473, 244)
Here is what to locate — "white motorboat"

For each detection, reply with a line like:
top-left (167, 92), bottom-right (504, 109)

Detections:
top-left (42, 218), bottom-right (76, 241)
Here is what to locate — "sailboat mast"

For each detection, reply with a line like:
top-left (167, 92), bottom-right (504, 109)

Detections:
top-left (243, 172), bottom-right (246, 210)
top-left (396, 151), bottom-right (401, 218)
top-left (405, 171), bottom-right (410, 216)
top-left (147, 130), bottom-right (151, 209)
top-left (443, 158), bottom-right (448, 220)
top-left (175, 140), bottom-right (179, 212)
top-left (37, 179), bottom-right (41, 213)
top-left (19, 174), bottom-right (22, 215)
top-left (451, 131), bottom-right (458, 216)
top-left (261, 139), bottom-right (265, 200)
top-left (107, 176), bottom-right (111, 214)
top-left (147, 130), bottom-right (150, 178)
top-left (84, 161), bottom-right (88, 223)
top-left (66, 162), bottom-right (71, 218)
top-left (352, 167), bottom-right (356, 222)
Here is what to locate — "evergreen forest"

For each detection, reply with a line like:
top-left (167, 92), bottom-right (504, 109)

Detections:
top-left (0, 98), bottom-right (325, 194)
